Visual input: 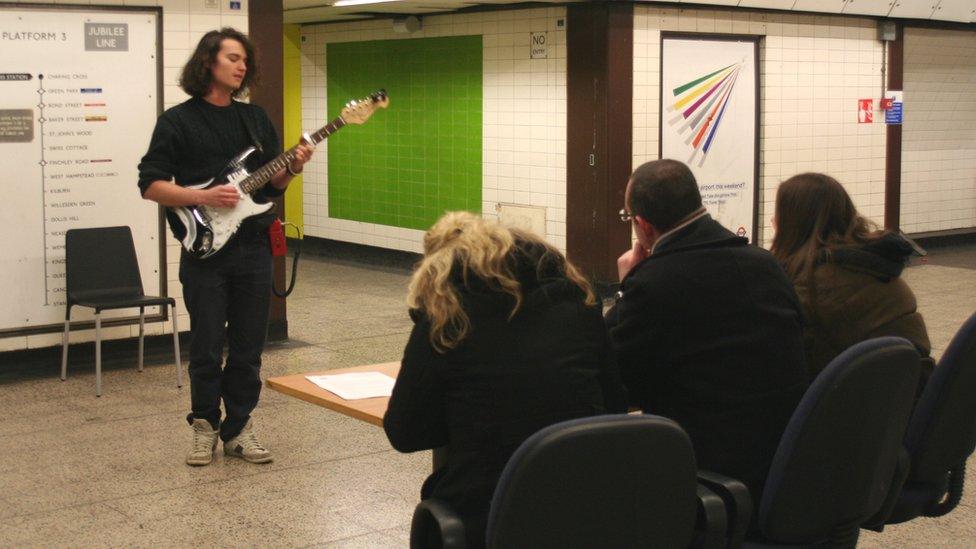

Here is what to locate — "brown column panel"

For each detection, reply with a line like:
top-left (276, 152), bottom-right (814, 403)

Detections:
top-left (884, 24), bottom-right (903, 231)
top-left (566, 2), bottom-right (633, 283)
top-left (605, 2), bottom-right (633, 276)
top-left (247, 1), bottom-right (288, 341)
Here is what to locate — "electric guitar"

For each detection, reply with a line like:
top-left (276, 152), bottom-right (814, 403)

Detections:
top-left (172, 89), bottom-right (389, 258)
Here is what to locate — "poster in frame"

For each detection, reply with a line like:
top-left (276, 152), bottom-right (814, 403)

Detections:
top-left (659, 33), bottom-right (761, 242)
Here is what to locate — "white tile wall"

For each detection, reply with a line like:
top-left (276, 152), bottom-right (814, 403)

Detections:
top-left (633, 7), bottom-right (888, 246)
top-left (901, 28), bottom-right (976, 234)
top-left (300, 7), bottom-right (568, 253)
top-left (2, 0), bottom-right (248, 351)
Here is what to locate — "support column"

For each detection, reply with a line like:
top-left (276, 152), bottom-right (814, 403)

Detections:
top-left (566, 1), bottom-right (633, 284)
top-left (249, 1), bottom-right (288, 341)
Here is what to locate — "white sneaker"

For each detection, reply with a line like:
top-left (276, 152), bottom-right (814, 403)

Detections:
top-left (186, 418), bottom-right (219, 466)
top-left (223, 419), bottom-right (273, 464)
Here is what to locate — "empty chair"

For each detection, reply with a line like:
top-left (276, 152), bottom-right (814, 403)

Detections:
top-left (61, 226), bottom-right (182, 396)
top-left (878, 312), bottom-right (976, 524)
top-left (410, 414), bottom-right (727, 549)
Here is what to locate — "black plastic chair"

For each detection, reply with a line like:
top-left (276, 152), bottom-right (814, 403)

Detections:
top-left (702, 337), bottom-right (921, 547)
top-left (61, 226), bottom-right (182, 396)
top-left (410, 414), bottom-right (727, 549)
top-left (736, 337), bottom-right (921, 547)
top-left (876, 312), bottom-right (976, 524)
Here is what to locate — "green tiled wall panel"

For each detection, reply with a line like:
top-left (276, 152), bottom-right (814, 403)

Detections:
top-left (326, 36), bottom-right (483, 231)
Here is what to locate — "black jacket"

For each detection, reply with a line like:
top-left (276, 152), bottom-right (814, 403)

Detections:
top-left (385, 245), bottom-right (627, 548)
top-left (137, 97), bottom-right (283, 242)
top-left (606, 215), bottom-right (808, 507)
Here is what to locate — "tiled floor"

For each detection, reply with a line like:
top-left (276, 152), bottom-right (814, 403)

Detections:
top-left (0, 246), bottom-right (973, 547)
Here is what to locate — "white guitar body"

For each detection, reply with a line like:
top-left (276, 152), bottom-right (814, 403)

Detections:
top-left (171, 147), bottom-right (273, 258)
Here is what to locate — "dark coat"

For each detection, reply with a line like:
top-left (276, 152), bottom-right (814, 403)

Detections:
top-left (795, 233), bottom-right (931, 380)
top-left (384, 245), bottom-right (627, 548)
top-left (606, 215), bottom-right (809, 507)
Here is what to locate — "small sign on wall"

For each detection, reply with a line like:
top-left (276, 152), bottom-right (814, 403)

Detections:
top-left (498, 203), bottom-right (547, 238)
top-left (858, 99), bottom-right (873, 124)
top-left (884, 91), bottom-right (904, 125)
top-left (530, 32), bottom-right (547, 59)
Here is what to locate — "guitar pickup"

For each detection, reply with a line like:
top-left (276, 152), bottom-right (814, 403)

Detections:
top-left (193, 208), bottom-right (211, 226)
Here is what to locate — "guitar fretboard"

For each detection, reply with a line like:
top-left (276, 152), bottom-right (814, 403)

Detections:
top-left (239, 117), bottom-right (347, 195)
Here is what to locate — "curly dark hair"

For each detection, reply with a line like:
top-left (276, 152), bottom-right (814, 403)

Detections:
top-left (179, 27), bottom-right (258, 99)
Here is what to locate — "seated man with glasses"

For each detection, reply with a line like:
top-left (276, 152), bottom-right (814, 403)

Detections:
top-left (606, 159), bottom-right (809, 532)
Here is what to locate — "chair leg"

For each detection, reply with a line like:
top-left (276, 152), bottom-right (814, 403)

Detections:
top-left (172, 304), bottom-right (183, 389)
top-left (138, 307), bottom-right (145, 373)
top-left (61, 314), bottom-right (70, 381)
top-left (95, 312), bottom-right (102, 397)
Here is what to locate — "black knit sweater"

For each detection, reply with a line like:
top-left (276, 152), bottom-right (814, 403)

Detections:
top-left (137, 97), bottom-right (284, 241)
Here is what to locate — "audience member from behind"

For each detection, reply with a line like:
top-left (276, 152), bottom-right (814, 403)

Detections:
top-left (606, 159), bottom-right (808, 523)
top-left (771, 172), bottom-right (931, 386)
top-left (385, 212), bottom-right (627, 548)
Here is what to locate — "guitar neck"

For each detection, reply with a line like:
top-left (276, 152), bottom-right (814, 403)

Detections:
top-left (239, 116), bottom-right (346, 195)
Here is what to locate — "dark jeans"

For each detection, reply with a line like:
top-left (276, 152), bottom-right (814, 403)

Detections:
top-left (180, 233), bottom-right (272, 441)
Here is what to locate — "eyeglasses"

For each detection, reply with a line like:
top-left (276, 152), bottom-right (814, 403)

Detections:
top-left (619, 209), bottom-right (634, 223)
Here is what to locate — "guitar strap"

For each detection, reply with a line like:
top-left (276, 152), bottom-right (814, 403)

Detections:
top-left (235, 102), bottom-right (264, 155)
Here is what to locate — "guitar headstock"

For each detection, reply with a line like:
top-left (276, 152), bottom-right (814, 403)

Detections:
top-left (341, 89), bottom-right (389, 125)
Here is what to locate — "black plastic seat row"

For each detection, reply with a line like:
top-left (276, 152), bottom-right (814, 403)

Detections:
top-left (409, 325), bottom-right (976, 548)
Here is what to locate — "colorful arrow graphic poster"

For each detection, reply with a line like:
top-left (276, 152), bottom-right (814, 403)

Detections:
top-left (661, 37), bottom-right (758, 241)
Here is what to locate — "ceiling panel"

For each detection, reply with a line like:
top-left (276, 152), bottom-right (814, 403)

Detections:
top-left (931, 0), bottom-right (976, 21)
top-left (284, 7), bottom-right (371, 23)
top-left (888, 0), bottom-right (939, 18)
top-left (680, 0), bottom-right (742, 6)
top-left (285, 0), bottom-right (334, 8)
top-left (738, 0), bottom-right (794, 9)
top-left (792, 0), bottom-right (848, 14)
top-left (842, 0), bottom-right (894, 16)
top-left (282, 0), bottom-right (976, 24)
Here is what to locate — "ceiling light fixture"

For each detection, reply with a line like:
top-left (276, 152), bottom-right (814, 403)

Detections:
top-left (333, 0), bottom-right (402, 7)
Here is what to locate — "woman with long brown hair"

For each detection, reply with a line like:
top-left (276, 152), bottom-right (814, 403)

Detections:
top-left (384, 212), bottom-right (626, 548)
top-left (770, 173), bottom-right (931, 380)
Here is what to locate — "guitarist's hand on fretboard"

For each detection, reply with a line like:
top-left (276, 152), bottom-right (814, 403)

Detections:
top-left (289, 141), bottom-right (315, 175)
top-left (200, 184), bottom-right (240, 208)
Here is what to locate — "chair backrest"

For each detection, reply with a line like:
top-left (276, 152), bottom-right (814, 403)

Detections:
top-left (904, 312), bottom-right (976, 484)
top-left (485, 414), bottom-right (698, 549)
top-left (759, 337), bottom-right (920, 543)
top-left (65, 226), bottom-right (145, 306)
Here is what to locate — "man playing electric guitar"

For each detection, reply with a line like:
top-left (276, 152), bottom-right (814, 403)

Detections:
top-left (138, 28), bottom-right (314, 466)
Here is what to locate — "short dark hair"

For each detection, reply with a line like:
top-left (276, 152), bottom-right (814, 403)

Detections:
top-left (179, 28), bottom-right (258, 99)
top-left (627, 159), bottom-right (703, 232)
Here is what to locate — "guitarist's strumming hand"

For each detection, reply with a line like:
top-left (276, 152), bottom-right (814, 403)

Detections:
top-left (201, 184), bottom-right (240, 208)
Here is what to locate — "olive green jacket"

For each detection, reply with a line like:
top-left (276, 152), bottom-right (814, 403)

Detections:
top-left (794, 234), bottom-right (931, 380)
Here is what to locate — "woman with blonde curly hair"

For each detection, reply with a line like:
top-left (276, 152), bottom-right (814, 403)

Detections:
top-left (384, 212), bottom-right (626, 548)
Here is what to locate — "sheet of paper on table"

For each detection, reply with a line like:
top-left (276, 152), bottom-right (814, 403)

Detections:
top-left (305, 372), bottom-right (396, 400)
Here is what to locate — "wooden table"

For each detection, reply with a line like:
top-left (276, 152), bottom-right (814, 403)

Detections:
top-left (267, 361), bottom-right (445, 469)
top-left (266, 361), bottom-right (400, 427)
